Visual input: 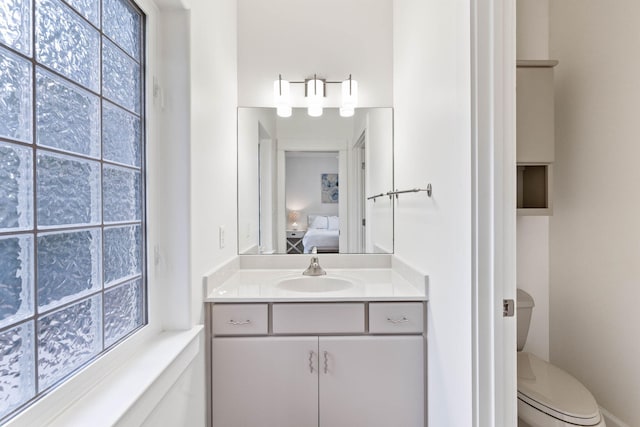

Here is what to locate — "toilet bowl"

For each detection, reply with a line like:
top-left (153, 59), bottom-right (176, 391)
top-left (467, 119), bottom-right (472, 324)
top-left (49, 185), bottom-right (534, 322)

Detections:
top-left (517, 289), bottom-right (606, 427)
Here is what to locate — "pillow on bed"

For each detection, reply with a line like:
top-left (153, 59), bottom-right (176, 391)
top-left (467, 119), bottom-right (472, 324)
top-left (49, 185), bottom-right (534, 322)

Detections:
top-left (327, 216), bottom-right (339, 230)
top-left (309, 215), bottom-right (328, 229)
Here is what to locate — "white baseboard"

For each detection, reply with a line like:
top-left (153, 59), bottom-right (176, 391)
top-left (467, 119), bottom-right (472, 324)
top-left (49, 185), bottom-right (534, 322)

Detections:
top-left (600, 406), bottom-right (630, 427)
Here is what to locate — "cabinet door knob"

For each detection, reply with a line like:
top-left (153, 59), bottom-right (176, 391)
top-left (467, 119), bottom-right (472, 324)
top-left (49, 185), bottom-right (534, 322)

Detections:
top-left (323, 351), bottom-right (329, 374)
top-left (309, 351), bottom-right (315, 373)
top-left (386, 316), bottom-right (409, 324)
top-left (227, 319), bottom-right (251, 326)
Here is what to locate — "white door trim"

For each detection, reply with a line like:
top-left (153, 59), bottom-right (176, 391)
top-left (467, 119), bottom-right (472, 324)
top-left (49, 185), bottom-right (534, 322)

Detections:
top-left (471, 0), bottom-right (517, 426)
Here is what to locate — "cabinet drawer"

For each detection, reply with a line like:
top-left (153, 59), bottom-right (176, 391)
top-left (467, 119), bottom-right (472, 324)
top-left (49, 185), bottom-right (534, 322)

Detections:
top-left (212, 304), bottom-right (268, 335)
top-left (369, 303), bottom-right (424, 334)
top-left (273, 303), bottom-right (364, 334)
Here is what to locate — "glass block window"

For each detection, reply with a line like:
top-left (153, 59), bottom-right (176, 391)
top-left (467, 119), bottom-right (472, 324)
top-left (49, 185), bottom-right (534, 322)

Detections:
top-left (0, 0), bottom-right (145, 421)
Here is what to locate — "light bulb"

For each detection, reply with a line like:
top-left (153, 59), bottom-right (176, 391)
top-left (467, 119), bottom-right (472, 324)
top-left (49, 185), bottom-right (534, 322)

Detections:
top-left (339, 106), bottom-right (354, 117)
top-left (308, 105), bottom-right (323, 117)
top-left (277, 105), bottom-right (292, 117)
top-left (273, 77), bottom-right (291, 118)
top-left (306, 79), bottom-right (324, 117)
top-left (341, 78), bottom-right (358, 115)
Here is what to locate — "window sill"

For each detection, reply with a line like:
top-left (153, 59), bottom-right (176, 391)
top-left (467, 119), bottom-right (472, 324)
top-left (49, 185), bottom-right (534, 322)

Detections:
top-left (7, 326), bottom-right (203, 427)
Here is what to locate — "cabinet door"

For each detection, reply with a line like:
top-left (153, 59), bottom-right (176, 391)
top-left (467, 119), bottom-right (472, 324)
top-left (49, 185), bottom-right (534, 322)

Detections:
top-left (212, 337), bottom-right (319, 427)
top-left (516, 66), bottom-right (555, 163)
top-left (319, 336), bottom-right (425, 427)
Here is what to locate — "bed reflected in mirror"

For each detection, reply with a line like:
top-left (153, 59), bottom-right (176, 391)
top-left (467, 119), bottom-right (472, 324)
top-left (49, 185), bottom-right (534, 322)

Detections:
top-left (237, 107), bottom-right (393, 254)
top-left (286, 152), bottom-right (340, 253)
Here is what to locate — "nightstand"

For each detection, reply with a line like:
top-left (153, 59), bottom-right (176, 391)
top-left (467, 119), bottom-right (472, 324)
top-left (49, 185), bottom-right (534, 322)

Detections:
top-left (286, 230), bottom-right (306, 254)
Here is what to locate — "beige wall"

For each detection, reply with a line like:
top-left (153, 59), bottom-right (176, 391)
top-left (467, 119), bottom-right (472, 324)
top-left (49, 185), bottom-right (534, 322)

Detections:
top-left (516, 0), bottom-right (549, 59)
top-left (517, 217), bottom-right (549, 359)
top-left (516, 0), bottom-right (551, 361)
top-left (550, 0), bottom-right (640, 424)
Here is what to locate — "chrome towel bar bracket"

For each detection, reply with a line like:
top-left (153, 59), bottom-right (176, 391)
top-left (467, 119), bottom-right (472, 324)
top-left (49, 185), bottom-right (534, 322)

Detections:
top-left (367, 192), bottom-right (386, 201)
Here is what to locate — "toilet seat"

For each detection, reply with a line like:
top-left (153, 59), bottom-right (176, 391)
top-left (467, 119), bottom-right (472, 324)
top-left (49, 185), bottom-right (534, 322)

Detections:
top-left (517, 352), bottom-right (602, 426)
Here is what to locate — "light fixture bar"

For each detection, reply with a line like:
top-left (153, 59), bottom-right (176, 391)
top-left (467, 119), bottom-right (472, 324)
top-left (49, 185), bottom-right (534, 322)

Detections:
top-left (279, 75), bottom-right (355, 86)
top-left (274, 74), bottom-right (358, 118)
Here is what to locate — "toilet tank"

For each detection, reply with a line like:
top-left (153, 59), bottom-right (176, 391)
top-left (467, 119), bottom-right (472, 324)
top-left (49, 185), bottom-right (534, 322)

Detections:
top-left (516, 289), bottom-right (535, 351)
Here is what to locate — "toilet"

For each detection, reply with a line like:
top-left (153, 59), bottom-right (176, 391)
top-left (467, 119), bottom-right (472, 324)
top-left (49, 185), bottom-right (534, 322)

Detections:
top-left (517, 289), bottom-right (606, 427)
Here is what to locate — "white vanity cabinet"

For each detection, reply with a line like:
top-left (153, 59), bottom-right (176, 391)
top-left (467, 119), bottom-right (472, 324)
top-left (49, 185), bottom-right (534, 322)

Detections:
top-left (209, 302), bottom-right (426, 427)
top-left (318, 335), bottom-right (424, 427)
top-left (211, 337), bottom-right (319, 427)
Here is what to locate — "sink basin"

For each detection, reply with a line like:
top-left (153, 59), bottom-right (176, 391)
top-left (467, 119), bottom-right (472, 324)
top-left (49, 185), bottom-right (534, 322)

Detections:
top-left (276, 276), bottom-right (354, 293)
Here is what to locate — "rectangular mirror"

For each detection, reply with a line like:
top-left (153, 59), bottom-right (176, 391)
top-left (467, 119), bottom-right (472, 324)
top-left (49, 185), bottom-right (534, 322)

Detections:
top-left (238, 107), bottom-right (393, 254)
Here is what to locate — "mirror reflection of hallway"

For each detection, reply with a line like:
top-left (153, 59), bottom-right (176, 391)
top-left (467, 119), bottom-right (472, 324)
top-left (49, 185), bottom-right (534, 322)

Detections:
top-left (237, 107), bottom-right (393, 254)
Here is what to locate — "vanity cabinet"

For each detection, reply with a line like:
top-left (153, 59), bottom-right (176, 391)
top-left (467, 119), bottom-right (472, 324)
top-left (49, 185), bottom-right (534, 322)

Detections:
top-left (211, 337), bottom-right (318, 427)
top-left (209, 302), bottom-right (426, 427)
top-left (318, 336), bottom-right (424, 427)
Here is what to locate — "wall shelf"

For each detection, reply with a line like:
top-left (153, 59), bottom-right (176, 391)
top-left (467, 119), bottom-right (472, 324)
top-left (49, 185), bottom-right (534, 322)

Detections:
top-left (516, 59), bottom-right (558, 216)
top-left (517, 164), bottom-right (553, 216)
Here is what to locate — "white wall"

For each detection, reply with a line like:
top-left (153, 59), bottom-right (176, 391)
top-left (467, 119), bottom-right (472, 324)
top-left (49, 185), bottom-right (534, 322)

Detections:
top-left (550, 1), bottom-right (640, 424)
top-left (237, 0), bottom-right (393, 107)
top-left (237, 108), bottom-right (277, 253)
top-left (189, 0), bottom-right (238, 325)
top-left (276, 109), bottom-right (353, 142)
top-left (152, 8), bottom-right (207, 423)
top-left (366, 109), bottom-right (393, 253)
top-left (259, 128), bottom-right (277, 253)
top-left (140, 337), bottom-right (206, 427)
top-left (393, 1), bottom-right (472, 426)
top-left (516, 0), bottom-right (551, 361)
top-left (139, 5), bottom-right (208, 427)
top-left (352, 109), bottom-right (394, 253)
top-left (154, 7), bottom-right (191, 332)
top-left (141, 0), bottom-right (238, 425)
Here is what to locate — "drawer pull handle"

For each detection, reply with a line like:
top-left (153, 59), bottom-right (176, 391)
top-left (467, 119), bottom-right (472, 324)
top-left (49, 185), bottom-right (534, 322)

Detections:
top-left (227, 319), bottom-right (251, 326)
top-left (309, 351), bottom-right (315, 373)
top-left (387, 316), bottom-right (409, 324)
top-left (323, 351), bottom-right (329, 374)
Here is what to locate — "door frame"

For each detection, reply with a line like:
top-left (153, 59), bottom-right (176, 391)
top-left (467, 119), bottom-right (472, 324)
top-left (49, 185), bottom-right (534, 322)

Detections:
top-left (351, 131), bottom-right (366, 253)
top-left (471, 0), bottom-right (517, 426)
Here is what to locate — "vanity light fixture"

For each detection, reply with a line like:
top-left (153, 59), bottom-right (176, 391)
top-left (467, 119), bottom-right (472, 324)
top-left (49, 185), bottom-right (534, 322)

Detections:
top-left (273, 74), bottom-right (358, 118)
top-left (273, 74), bottom-right (292, 117)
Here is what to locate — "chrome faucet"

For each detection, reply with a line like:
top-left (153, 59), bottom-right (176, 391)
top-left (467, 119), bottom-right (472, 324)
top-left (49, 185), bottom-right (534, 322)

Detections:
top-left (303, 247), bottom-right (326, 276)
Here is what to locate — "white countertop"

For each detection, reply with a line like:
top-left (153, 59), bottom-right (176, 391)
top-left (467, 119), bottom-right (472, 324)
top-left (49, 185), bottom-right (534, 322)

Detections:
top-left (205, 268), bottom-right (428, 303)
